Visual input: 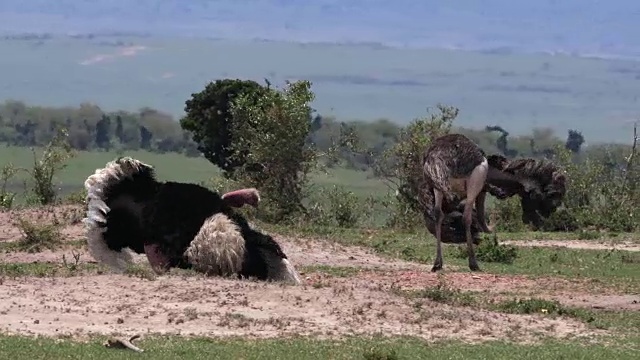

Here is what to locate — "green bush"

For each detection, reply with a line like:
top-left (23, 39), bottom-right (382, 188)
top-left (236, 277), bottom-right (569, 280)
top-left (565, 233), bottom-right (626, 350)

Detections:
top-left (229, 80), bottom-right (317, 222)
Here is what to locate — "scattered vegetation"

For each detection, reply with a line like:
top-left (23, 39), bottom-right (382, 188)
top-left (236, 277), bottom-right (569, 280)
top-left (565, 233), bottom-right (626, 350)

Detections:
top-left (455, 234), bottom-right (519, 264)
top-left (12, 215), bottom-right (63, 253)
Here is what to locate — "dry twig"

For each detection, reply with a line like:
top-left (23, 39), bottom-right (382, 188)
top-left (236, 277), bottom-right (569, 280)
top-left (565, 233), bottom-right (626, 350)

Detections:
top-left (103, 334), bottom-right (144, 352)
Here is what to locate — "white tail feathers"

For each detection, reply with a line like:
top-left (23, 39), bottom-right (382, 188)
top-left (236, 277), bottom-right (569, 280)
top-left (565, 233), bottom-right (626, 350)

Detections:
top-left (82, 157), bottom-right (153, 272)
top-left (184, 213), bottom-right (302, 285)
top-left (184, 213), bottom-right (246, 277)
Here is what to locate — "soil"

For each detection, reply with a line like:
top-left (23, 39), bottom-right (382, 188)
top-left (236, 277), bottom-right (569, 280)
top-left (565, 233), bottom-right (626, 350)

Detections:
top-left (501, 239), bottom-right (640, 252)
top-left (0, 208), bottom-right (635, 342)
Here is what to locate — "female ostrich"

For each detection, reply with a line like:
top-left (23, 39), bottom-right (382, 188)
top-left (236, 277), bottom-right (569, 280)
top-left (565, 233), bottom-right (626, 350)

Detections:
top-left (486, 154), bottom-right (567, 228)
top-left (83, 157), bottom-right (302, 285)
top-left (423, 133), bottom-right (526, 272)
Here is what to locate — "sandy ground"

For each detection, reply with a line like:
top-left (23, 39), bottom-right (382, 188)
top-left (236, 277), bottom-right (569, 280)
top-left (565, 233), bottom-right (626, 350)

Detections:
top-left (0, 207), bottom-right (637, 342)
top-left (501, 239), bottom-right (640, 252)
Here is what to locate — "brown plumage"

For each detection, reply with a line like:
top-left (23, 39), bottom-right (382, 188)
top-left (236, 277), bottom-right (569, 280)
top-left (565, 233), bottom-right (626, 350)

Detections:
top-left (486, 154), bottom-right (567, 228)
top-left (396, 184), bottom-right (482, 245)
top-left (422, 133), bottom-right (495, 272)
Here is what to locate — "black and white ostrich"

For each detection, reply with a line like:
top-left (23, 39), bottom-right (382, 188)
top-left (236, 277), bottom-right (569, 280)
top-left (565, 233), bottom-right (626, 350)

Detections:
top-left (82, 157), bottom-right (302, 285)
top-left (422, 133), bottom-right (555, 272)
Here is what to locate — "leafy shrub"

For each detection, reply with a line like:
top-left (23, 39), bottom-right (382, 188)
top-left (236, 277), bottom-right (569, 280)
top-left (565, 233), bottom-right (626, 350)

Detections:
top-left (456, 233), bottom-right (518, 264)
top-left (230, 80), bottom-right (317, 222)
top-left (22, 128), bottom-right (75, 206)
top-left (374, 105), bottom-right (459, 230)
top-left (180, 78), bottom-right (270, 177)
top-left (549, 125), bottom-right (638, 232)
top-left (0, 163), bottom-right (18, 210)
top-left (491, 197), bottom-right (527, 232)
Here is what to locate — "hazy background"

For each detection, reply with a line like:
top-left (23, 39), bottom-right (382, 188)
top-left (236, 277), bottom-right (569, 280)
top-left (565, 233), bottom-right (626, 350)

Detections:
top-left (1, 0), bottom-right (638, 143)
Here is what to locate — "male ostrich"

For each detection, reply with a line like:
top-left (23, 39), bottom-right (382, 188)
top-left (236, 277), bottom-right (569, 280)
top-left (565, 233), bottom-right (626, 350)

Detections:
top-left (83, 157), bottom-right (302, 285)
top-left (423, 133), bottom-right (528, 272)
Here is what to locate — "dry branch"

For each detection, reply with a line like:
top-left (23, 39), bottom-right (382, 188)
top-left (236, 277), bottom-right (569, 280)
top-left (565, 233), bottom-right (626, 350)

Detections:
top-left (103, 334), bottom-right (144, 352)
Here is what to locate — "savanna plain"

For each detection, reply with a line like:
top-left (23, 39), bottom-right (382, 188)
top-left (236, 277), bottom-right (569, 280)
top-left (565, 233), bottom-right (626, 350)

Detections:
top-left (0, 146), bottom-right (639, 360)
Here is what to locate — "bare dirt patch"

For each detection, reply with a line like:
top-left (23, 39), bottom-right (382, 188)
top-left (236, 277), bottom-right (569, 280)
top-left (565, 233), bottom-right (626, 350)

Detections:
top-left (280, 236), bottom-right (424, 271)
top-left (549, 294), bottom-right (640, 311)
top-left (0, 215), bottom-right (627, 343)
top-left (0, 206), bottom-right (85, 244)
top-left (0, 236), bottom-right (606, 343)
top-left (0, 273), bottom-right (599, 343)
top-left (502, 239), bottom-right (640, 252)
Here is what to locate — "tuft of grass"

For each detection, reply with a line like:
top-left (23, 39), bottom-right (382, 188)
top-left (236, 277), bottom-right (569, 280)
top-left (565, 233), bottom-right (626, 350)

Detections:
top-left (124, 263), bottom-right (158, 281)
top-left (12, 216), bottom-right (64, 253)
top-left (399, 276), bottom-right (476, 307)
top-left (0, 239), bottom-right (85, 252)
top-left (300, 265), bottom-right (363, 278)
top-left (455, 233), bottom-right (518, 264)
top-left (0, 261), bottom-right (103, 278)
top-left (495, 297), bottom-right (570, 315)
top-left (362, 347), bottom-right (399, 360)
top-left (490, 297), bottom-right (640, 331)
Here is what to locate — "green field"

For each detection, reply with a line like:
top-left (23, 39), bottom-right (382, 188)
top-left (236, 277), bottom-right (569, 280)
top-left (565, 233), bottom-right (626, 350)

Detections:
top-left (1, 35), bottom-right (638, 142)
top-left (0, 146), bottom-right (387, 196)
top-left (1, 335), bottom-right (638, 360)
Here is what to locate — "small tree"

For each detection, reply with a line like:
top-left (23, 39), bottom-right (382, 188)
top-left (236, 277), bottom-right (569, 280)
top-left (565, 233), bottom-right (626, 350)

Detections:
top-left (180, 79), bottom-right (269, 177)
top-left (375, 105), bottom-right (459, 229)
top-left (229, 80), bottom-right (317, 222)
top-left (23, 128), bottom-right (75, 205)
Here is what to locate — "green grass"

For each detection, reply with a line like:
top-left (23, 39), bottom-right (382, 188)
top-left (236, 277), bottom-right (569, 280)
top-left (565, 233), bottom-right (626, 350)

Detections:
top-left (0, 334), bottom-right (638, 360)
top-left (0, 239), bottom-right (85, 252)
top-left (0, 145), bottom-right (394, 223)
top-left (402, 285), bottom-right (640, 333)
top-left (299, 264), bottom-right (365, 278)
top-left (0, 146), bottom-right (389, 195)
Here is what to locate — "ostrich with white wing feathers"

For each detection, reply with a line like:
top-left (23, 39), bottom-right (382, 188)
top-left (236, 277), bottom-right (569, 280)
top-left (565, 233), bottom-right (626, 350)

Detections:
top-left (82, 157), bottom-right (301, 284)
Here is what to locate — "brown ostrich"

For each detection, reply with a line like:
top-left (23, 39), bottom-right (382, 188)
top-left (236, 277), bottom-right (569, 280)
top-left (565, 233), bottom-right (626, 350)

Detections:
top-left (423, 133), bottom-right (526, 272)
top-left (486, 154), bottom-right (567, 228)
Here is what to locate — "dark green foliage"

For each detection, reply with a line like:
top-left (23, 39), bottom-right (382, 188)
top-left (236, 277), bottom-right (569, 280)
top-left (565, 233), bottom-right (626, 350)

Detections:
top-left (455, 234), bottom-right (518, 264)
top-left (230, 80), bottom-right (317, 221)
top-left (180, 79), bottom-right (269, 176)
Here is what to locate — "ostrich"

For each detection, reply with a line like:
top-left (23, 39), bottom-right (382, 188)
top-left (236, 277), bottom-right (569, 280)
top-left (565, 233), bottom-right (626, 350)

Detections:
top-left (83, 157), bottom-right (302, 285)
top-left (486, 154), bottom-right (567, 228)
top-left (423, 133), bottom-right (530, 272)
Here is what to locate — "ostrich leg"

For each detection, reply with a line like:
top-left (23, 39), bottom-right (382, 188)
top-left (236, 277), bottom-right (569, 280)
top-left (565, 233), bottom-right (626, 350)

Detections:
top-left (464, 159), bottom-right (489, 271)
top-left (431, 189), bottom-right (445, 272)
top-left (475, 190), bottom-right (493, 233)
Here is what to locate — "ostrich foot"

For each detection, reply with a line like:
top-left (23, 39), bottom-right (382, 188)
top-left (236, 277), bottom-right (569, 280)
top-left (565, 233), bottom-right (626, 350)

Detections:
top-left (468, 261), bottom-right (481, 272)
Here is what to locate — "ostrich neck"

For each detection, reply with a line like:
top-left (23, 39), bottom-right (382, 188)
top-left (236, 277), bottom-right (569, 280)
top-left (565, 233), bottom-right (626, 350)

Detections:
top-left (487, 167), bottom-right (540, 193)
